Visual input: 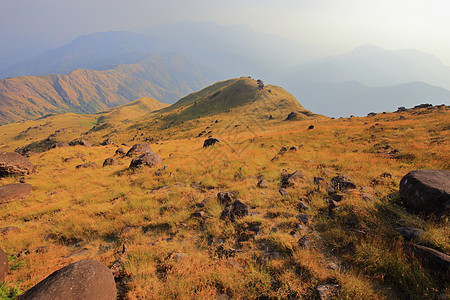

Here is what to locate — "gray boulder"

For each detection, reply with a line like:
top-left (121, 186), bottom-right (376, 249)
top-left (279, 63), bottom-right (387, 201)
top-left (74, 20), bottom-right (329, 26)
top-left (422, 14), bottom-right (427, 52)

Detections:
top-left (399, 169), bottom-right (450, 217)
top-left (17, 259), bottom-right (117, 300)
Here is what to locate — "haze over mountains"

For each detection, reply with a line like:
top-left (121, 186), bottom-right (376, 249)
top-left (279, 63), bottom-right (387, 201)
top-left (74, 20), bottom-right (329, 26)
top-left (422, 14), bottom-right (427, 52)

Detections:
top-left (0, 54), bottom-right (210, 124)
top-left (0, 20), bottom-right (449, 120)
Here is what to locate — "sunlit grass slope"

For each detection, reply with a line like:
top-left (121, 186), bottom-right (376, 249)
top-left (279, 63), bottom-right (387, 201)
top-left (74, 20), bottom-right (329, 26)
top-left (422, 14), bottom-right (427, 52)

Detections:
top-left (0, 79), bottom-right (449, 299)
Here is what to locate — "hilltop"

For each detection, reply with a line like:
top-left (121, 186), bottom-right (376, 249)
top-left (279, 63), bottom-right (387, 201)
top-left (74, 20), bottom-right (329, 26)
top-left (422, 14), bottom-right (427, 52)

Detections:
top-left (1, 78), bottom-right (317, 153)
top-left (0, 79), bottom-right (449, 299)
top-left (0, 54), bottom-right (210, 124)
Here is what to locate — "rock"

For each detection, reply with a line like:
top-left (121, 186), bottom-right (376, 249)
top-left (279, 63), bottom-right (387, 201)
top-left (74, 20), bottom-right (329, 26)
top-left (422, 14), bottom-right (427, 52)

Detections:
top-left (221, 200), bottom-right (250, 221)
top-left (203, 137), bottom-right (220, 148)
top-left (279, 188), bottom-right (289, 197)
top-left (102, 158), bottom-right (118, 167)
top-left (281, 170), bottom-right (304, 187)
top-left (52, 141), bottom-right (69, 148)
top-left (399, 169), bottom-right (450, 217)
top-left (257, 179), bottom-right (268, 188)
top-left (75, 162), bottom-right (98, 169)
top-left (217, 191), bottom-right (237, 206)
top-left (298, 201), bottom-right (310, 211)
top-left (289, 146), bottom-right (298, 151)
top-left (317, 284), bottom-right (340, 300)
top-left (69, 139), bottom-right (92, 147)
top-left (192, 211), bottom-right (205, 218)
top-left (329, 193), bottom-right (344, 202)
top-left (404, 244), bottom-right (450, 280)
top-left (286, 111), bottom-right (300, 120)
top-left (314, 177), bottom-right (335, 194)
top-left (395, 227), bottom-right (424, 241)
top-left (371, 172), bottom-right (393, 186)
top-left (298, 236), bottom-right (309, 248)
top-left (331, 175), bottom-right (356, 191)
top-left (326, 262), bottom-right (340, 271)
top-left (197, 196), bottom-right (214, 208)
top-left (17, 259), bottom-right (116, 300)
top-left (307, 125), bottom-right (315, 130)
top-left (0, 247), bottom-right (7, 282)
top-left (0, 183), bottom-right (32, 204)
top-left (115, 147), bottom-right (126, 156)
top-left (0, 152), bottom-right (35, 177)
top-left (296, 213), bottom-right (311, 225)
top-left (126, 143), bottom-right (154, 157)
top-left (100, 138), bottom-right (115, 146)
top-left (0, 226), bottom-right (21, 235)
top-left (167, 252), bottom-right (188, 262)
top-left (129, 152), bottom-right (162, 169)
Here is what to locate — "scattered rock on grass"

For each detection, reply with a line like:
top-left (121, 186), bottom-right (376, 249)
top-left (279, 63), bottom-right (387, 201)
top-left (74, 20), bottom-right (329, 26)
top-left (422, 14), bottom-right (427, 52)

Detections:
top-left (129, 152), bottom-right (162, 169)
top-left (126, 143), bottom-right (154, 157)
top-left (0, 226), bottom-right (21, 236)
top-left (75, 162), bottom-right (98, 169)
top-left (217, 192), bottom-right (237, 206)
top-left (103, 158), bottom-right (118, 167)
top-left (51, 141), bottom-right (69, 148)
top-left (203, 137), bottom-right (220, 148)
top-left (69, 139), bottom-right (92, 147)
top-left (17, 259), bottom-right (117, 300)
top-left (0, 183), bottom-right (32, 204)
top-left (257, 179), bottom-right (268, 188)
top-left (281, 170), bottom-right (304, 187)
top-left (279, 188), bottom-right (289, 197)
top-left (331, 175), bottom-right (356, 191)
top-left (317, 284), bottom-right (340, 300)
top-left (404, 243), bottom-right (450, 280)
top-left (115, 147), bottom-right (126, 156)
top-left (0, 152), bottom-right (35, 177)
top-left (395, 227), bottom-right (424, 241)
top-left (221, 200), bottom-right (250, 221)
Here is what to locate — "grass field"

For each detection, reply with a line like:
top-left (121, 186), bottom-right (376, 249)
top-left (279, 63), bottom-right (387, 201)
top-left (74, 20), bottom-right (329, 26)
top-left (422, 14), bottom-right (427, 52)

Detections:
top-left (0, 78), bottom-right (449, 299)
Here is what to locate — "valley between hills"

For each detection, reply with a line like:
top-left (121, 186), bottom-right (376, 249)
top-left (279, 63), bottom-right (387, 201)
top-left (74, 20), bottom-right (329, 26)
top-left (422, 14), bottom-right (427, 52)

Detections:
top-left (0, 77), bottom-right (449, 299)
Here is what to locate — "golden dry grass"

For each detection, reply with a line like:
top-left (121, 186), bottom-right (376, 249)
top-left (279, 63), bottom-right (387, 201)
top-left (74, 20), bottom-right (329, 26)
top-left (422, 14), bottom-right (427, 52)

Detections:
top-left (0, 101), bottom-right (449, 299)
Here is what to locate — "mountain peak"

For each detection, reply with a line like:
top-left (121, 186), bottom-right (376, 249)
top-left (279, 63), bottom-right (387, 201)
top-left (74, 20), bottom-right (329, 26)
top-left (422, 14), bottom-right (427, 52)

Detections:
top-left (350, 44), bottom-right (386, 55)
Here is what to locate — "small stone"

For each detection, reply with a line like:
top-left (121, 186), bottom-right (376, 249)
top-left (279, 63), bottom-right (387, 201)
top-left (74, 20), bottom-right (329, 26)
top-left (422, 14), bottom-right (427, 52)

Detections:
top-left (279, 189), bottom-right (289, 197)
top-left (298, 201), bottom-right (310, 211)
top-left (257, 179), bottom-right (268, 188)
top-left (296, 213), bottom-right (311, 225)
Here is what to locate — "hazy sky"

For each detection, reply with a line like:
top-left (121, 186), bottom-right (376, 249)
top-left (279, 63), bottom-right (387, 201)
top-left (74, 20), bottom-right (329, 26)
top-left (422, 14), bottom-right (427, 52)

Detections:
top-left (1, 0), bottom-right (450, 64)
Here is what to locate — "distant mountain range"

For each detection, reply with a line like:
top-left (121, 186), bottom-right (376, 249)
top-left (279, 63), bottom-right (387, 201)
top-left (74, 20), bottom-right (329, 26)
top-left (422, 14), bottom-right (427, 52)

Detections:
top-left (288, 80), bottom-right (450, 117)
top-left (0, 54), bottom-right (210, 124)
top-left (0, 21), bottom-right (449, 118)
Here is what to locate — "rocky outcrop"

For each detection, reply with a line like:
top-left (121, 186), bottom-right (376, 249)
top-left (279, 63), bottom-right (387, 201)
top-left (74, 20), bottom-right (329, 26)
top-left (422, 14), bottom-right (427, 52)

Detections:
top-left (17, 259), bottom-right (117, 300)
top-left (221, 200), bottom-right (250, 222)
top-left (399, 169), bottom-right (450, 217)
top-left (0, 183), bottom-right (32, 204)
top-left (0, 152), bottom-right (35, 177)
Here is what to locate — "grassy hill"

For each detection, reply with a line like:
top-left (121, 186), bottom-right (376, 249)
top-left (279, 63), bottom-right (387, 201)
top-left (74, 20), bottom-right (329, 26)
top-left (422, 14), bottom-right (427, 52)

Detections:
top-left (0, 79), bottom-right (449, 299)
top-left (0, 54), bottom-right (210, 124)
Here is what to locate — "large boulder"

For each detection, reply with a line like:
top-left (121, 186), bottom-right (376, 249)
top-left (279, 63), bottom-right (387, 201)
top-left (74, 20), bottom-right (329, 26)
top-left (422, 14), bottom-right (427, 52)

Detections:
top-left (126, 143), bottom-right (154, 157)
top-left (17, 259), bottom-right (117, 300)
top-left (0, 152), bottom-right (35, 177)
top-left (399, 169), bottom-right (450, 217)
top-left (129, 152), bottom-right (162, 169)
top-left (0, 183), bottom-right (32, 204)
top-left (0, 247), bottom-right (7, 282)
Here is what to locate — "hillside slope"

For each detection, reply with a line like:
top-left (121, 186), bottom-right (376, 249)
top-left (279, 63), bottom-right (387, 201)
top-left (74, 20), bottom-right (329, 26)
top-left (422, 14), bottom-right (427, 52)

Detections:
top-left (0, 54), bottom-right (210, 124)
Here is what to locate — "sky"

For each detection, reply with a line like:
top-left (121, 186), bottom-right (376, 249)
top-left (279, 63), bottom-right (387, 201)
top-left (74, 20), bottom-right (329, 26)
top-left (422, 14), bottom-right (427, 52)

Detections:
top-left (1, 0), bottom-right (450, 65)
